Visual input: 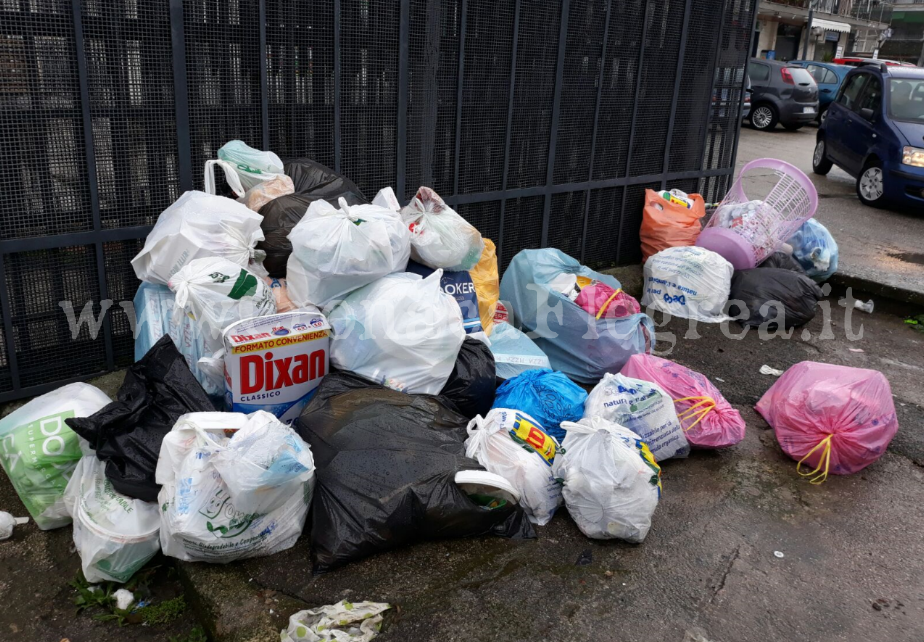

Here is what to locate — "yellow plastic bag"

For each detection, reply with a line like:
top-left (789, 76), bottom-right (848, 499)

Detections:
top-left (470, 239), bottom-right (499, 335)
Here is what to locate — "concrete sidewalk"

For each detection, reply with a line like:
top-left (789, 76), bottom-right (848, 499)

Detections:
top-left (736, 126), bottom-right (924, 305)
top-left (4, 279), bottom-right (922, 642)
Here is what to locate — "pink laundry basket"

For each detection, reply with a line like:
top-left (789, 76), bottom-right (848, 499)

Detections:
top-left (696, 158), bottom-right (818, 270)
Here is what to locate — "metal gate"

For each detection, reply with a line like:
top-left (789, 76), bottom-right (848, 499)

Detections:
top-left (0, 0), bottom-right (757, 402)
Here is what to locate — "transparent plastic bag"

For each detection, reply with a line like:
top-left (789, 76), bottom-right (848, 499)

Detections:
top-left (787, 218), bottom-right (838, 282)
top-left (156, 411), bottom-right (314, 563)
top-left (64, 448), bottom-right (160, 583)
top-left (216, 140), bottom-right (284, 193)
top-left (465, 408), bottom-right (563, 526)
top-left (328, 271), bottom-right (465, 395)
top-left (131, 191), bottom-right (265, 285)
top-left (401, 187), bottom-right (484, 271)
top-left (583, 373), bottom-right (689, 461)
top-left (287, 197), bottom-right (410, 310)
top-left (556, 417), bottom-right (661, 542)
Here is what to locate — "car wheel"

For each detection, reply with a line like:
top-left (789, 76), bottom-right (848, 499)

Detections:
top-left (818, 107), bottom-right (828, 126)
top-left (783, 123), bottom-right (803, 131)
top-left (750, 104), bottom-right (778, 131)
top-left (856, 160), bottom-right (886, 208)
top-left (812, 139), bottom-right (833, 176)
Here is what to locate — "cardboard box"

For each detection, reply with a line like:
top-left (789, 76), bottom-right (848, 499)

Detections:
top-left (222, 310), bottom-right (330, 424)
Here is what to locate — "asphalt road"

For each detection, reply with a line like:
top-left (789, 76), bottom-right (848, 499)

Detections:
top-left (736, 125), bottom-right (924, 300)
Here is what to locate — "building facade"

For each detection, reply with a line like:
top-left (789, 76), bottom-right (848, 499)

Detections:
top-left (755, 0), bottom-right (892, 61)
top-left (881, 0), bottom-right (924, 65)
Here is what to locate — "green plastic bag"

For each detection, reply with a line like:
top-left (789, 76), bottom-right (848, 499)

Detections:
top-left (0, 383), bottom-right (111, 530)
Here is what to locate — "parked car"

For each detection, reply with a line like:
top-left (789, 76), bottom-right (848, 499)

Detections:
top-left (746, 58), bottom-right (820, 131)
top-left (789, 60), bottom-right (851, 124)
top-left (742, 75), bottom-right (752, 121)
top-left (833, 56), bottom-right (916, 68)
top-left (813, 64), bottom-right (924, 208)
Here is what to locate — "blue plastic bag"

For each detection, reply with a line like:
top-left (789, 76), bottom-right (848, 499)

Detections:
top-left (787, 218), bottom-right (838, 282)
top-left (499, 249), bottom-right (653, 383)
top-left (492, 369), bottom-right (587, 442)
top-left (133, 282), bottom-right (220, 401)
top-left (489, 322), bottom-right (551, 380)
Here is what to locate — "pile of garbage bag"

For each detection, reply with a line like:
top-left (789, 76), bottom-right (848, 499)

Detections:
top-left (2, 144), bottom-right (889, 589)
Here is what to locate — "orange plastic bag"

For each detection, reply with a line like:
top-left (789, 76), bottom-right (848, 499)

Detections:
top-left (640, 190), bottom-right (706, 262)
top-left (470, 239), bottom-right (499, 335)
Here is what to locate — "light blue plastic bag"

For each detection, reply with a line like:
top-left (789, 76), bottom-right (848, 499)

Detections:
top-left (133, 282), bottom-right (221, 400)
top-left (492, 369), bottom-right (587, 442)
top-left (787, 218), bottom-right (838, 282)
top-left (489, 322), bottom-right (551, 380)
top-left (499, 249), bottom-right (653, 384)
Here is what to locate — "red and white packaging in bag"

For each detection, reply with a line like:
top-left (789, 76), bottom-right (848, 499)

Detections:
top-left (222, 310), bottom-right (330, 424)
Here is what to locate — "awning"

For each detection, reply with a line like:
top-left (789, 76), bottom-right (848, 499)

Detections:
top-left (811, 18), bottom-right (852, 34)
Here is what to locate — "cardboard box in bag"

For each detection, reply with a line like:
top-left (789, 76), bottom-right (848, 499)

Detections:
top-left (222, 310), bottom-right (330, 424)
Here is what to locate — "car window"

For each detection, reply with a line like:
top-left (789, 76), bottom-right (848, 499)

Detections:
top-left (889, 79), bottom-right (924, 124)
top-left (821, 68), bottom-right (839, 84)
top-left (857, 77), bottom-right (882, 114)
top-left (788, 68), bottom-right (815, 85)
top-left (749, 63), bottom-right (770, 83)
top-left (837, 74), bottom-right (868, 110)
top-left (807, 65), bottom-right (827, 84)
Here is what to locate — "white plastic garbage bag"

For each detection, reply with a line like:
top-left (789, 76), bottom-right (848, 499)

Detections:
top-left (281, 601), bottom-right (392, 642)
top-left (328, 271), bottom-right (465, 394)
top-left (0, 383), bottom-right (111, 530)
top-left (156, 411), bottom-right (315, 563)
top-left (583, 373), bottom-right (689, 461)
top-left (287, 197), bottom-right (411, 310)
top-left (167, 257), bottom-right (276, 343)
top-left (400, 187), bottom-right (484, 271)
top-left (216, 140), bottom-right (284, 193)
top-left (464, 408), bottom-right (562, 526)
top-left (641, 246), bottom-right (733, 323)
top-left (64, 447), bottom-right (160, 583)
top-left (131, 191), bottom-right (265, 285)
top-left (556, 417), bottom-right (661, 542)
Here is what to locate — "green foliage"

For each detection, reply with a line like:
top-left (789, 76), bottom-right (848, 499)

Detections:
top-left (137, 595), bottom-right (187, 625)
top-left (69, 567), bottom-right (187, 628)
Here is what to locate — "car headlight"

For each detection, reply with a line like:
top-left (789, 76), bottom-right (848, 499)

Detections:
top-left (903, 146), bottom-right (924, 168)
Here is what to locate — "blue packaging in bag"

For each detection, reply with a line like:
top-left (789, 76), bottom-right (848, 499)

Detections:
top-left (787, 218), bottom-right (838, 282)
top-left (489, 322), bottom-right (551, 380)
top-left (406, 260), bottom-right (482, 334)
top-left (499, 248), bottom-right (653, 383)
top-left (492, 369), bottom-right (587, 443)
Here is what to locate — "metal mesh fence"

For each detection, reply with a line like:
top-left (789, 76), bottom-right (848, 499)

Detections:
top-left (0, 0), bottom-right (756, 400)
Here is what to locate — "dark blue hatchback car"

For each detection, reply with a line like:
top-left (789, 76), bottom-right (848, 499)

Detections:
top-left (813, 64), bottom-right (924, 208)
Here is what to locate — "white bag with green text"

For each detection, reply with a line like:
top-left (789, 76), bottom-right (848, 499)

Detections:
top-left (156, 411), bottom-right (314, 563)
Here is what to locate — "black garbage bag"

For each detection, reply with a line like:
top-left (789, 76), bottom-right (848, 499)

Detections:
top-left (296, 371), bottom-right (535, 573)
top-left (758, 251), bottom-right (806, 273)
top-left (439, 336), bottom-right (496, 419)
top-left (258, 158), bottom-right (367, 277)
top-left (66, 335), bottom-right (216, 502)
top-left (728, 267), bottom-right (823, 329)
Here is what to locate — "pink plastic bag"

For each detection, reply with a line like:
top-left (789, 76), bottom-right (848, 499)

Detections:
top-left (755, 361), bottom-right (898, 483)
top-left (574, 283), bottom-right (641, 319)
top-left (620, 354), bottom-right (745, 449)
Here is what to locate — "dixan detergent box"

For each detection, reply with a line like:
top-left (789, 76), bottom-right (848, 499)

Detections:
top-left (222, 310), bottom-right (330, 424)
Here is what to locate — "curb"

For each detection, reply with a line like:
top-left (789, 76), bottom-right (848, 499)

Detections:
top-left (177, 560), bottom-right (309, 642)
top-left (829, 271), bottom-right (924, 308)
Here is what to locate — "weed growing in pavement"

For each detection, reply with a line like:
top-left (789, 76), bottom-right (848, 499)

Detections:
top-left (70, 566), bottom-right (187, 627)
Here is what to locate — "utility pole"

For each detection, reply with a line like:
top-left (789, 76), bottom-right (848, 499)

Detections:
top-left (801, 0), bottom-right (816, 60)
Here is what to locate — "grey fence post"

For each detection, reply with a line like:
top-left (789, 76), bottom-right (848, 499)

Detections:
top-left (541, 0), bottom-right (570, 248)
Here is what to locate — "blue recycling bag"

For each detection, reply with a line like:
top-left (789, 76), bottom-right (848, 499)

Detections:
top-left (787, 218), bottom-right (838, 282)
top-left (406, 260), bottom-right (482, 334)
top-left (492, 369), bottom-right (587, 443)
top-left (489, 322), bottom-right (551, 380)
top-left (499, 248), bottom-right (653, 383)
